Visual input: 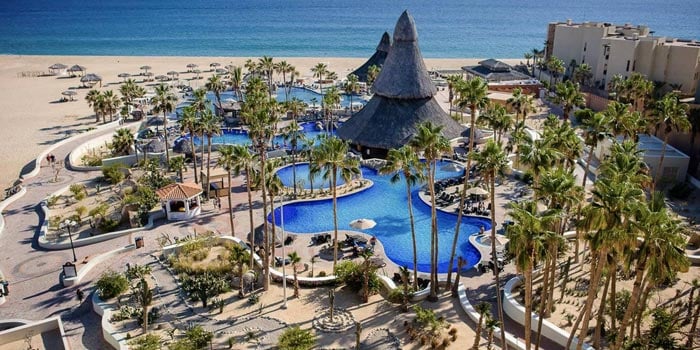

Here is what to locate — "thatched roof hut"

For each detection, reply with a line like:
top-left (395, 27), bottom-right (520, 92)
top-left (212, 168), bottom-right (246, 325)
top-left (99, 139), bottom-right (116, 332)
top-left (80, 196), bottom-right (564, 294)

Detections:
top-left (337, 11), bottom-right (464, 158)
top-left (350, 32), bottom-right (391, 82)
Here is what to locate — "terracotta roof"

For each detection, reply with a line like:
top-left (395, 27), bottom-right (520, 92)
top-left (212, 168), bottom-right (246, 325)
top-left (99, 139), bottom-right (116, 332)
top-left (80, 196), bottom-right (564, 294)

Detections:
top-left (156, 183), bottom-right (202, 200)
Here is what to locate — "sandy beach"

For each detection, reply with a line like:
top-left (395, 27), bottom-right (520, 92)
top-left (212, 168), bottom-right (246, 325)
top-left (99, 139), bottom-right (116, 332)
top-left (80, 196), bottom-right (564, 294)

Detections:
top-left (0, 55), bottom-right (522, 192)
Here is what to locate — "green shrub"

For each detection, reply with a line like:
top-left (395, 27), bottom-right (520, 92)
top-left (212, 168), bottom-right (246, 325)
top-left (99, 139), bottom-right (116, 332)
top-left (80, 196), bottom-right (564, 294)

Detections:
top-left (278, 326), bottom-right (316, 350)
top-left (75, 205), bottom-right (87, 218)
top-left (185, 325), bottom-right (212, 349)
top-left (49, 215), bottom-right (63, 229)
top-left (99, 218), bottom-right (120, 233)
top-left (102, 164), bottom-right (126, 184)
top-left (333, 260), bottom-right (380, 293)
top-left (317, 271), bottom-right (327, 277)
top-left (69, 184), bottom-right (87, 201)
top-left (387, 288), bottom-right (405, 304)
top-left (128, 333), bottom-right (162, 350)
top-left (81, 153), bottom-right (103, 167)
top-left (96, 270), bottom-right (129, 300)
top-left (46, 195), bottom-right (59, 208)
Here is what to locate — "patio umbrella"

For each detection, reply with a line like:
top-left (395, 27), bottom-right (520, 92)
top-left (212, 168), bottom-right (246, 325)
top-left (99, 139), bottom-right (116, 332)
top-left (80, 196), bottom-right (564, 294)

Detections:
top-left (215, 68), bottom-right (228, 75)
top-left (61, 90), bottom-right (77, 101)
top-left (143, 72), bottom-right (154, 81)
top-left (118, 72), bottom-right (131, 81)
top-left (349, 218), bottom-right (376, 230)
top-left (466, 187), bottom-right (489, 196)
top-left (155, 75), bottom-right (169, 81)
top-left (440, 162), bottom-right (463, 172)
top-left (167, 71), bottom-right (179, 79)
top-left (80, 73), bottom-right (102, 87)
top-left (49, 63), bottom-right (68, 70)
top-left (67, 65), bottom-right (87, 76)
top-left (209, 62), bottom-right (221, 70)
top-left (186, 63), bottom-right (198, 72)
top-left (140, 65), bottom-right (152, 75)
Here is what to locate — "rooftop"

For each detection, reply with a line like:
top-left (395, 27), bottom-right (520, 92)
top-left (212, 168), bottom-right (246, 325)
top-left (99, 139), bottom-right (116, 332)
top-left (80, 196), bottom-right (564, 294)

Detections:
top-left (462, 59), bottom-right (531, 82)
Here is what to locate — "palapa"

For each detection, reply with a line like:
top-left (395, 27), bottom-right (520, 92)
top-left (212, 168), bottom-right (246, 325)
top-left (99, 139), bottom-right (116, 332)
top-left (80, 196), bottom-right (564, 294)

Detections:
top-left (349, 32), bottom-right (390, 83)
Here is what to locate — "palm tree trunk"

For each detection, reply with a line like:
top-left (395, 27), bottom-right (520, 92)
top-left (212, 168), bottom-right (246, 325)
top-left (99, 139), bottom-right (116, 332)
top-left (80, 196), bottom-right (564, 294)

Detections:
top-left (614, 255), bottom-right (647, 350)
top-left (206, 135), bottom-right (212, 198)
top-left (238, 265), bottom-right (245, 297)
top-left (535, 258), bottom-right (552, 350)
top-left (227, 170), bottom-right (235, 236)
top-left (246, 168), bottom-right (255, 270)
top-left (593, 271), bottom-right (611, 348)
top-left (260, 149), bottom-right (270, 291)
top-left (427, 162), bottom-right (439, 302)
top-left (190, 133), bottom-right (199, 184)
top-left (163, 113), bottom-right (170, 164)
top-left (609, 264), bottom-right (617, 331)
top-left (405, 178), bottom-right (419, 290)
top-left (269, 194), bottom-right (277, 268)
top-left (567, 251), bottom-right (599, 349)
top-left (472, 314), bottom-right (485, 350)
top-left (291, 150), bottom-right (297, 196)
top-left (490, 173), bottom-right (508, 350)
top-left (524, 263), bottom-right (534, 350)
top-left (332, 168), bottom-right (339, 270)
top-left (544, 244), bottom-right (559, 317)
top-left (687, 293), bottom-right (700, 348)
top-left (574, 249), bottom-right (607, 350)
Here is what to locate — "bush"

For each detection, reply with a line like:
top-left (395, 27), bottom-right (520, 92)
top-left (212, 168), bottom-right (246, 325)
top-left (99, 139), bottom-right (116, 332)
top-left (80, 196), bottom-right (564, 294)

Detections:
top-left (278, 326), bottom-right (316, 350)
top-left (46, 195), bottom-right (60, 208)
top-left (96, 270), bottom-right (129, 300)
top-left (333, 260), bottom-right (380, 293)
top-left (99, 217), bottom-right (120, 233)
top-left (69, 184), bottom-right (87, 201)
top-left (387, 288), bottom-right (405, 304)
top-left (185, 325), bottom-right (212, 349)
top-left (128, 333), bottom-right (162, 350)
top-left (317, 271), bottom-right (327, 277)
top-left (102, 164), bottom-right (126, 184)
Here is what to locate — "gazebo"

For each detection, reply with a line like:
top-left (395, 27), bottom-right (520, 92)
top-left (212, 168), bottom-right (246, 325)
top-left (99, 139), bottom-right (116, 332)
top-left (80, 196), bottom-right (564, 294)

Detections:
top-left (337, 11), bottom-right (464, 158)
top-left (80, 73), bottom-right (102, 87)
top-left (156, 183), bottom-right (203, 221)
top-left (48, 63), bottom-right (68, 76)
top-left (67, 65), bottom-right (87, 77)
top-left (349, 32), bottom-right (391, 82)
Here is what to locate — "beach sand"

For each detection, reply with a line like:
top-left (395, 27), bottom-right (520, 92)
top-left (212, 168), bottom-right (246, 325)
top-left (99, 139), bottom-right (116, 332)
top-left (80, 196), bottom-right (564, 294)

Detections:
top-left (0, 55), bottom-right (521, 192)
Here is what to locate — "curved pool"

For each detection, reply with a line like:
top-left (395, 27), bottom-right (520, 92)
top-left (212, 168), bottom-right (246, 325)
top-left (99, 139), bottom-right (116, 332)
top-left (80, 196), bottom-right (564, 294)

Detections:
top-left (269, 162), bottom-right (491, 273)
top-left (276, 163), bottom-right (346, 189)
top-left (189, 121), bottom-right (339, 147)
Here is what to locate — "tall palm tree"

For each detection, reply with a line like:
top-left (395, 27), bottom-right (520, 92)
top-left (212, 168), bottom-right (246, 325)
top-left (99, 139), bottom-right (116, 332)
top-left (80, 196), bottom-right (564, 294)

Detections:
top-left (311, 62), bottom-right (328, 107)
top-left (119, 78), bottom-right (145, 119)
top-left (217, 145), bottom-right (237, 236)
top-left (263, 158), bottom-right (283, 262)
top-left (579, 111), bottom-right (612, 188)
top-left (205, 75), bottom-right (226, 116)
top-left (111, 128), bottom-right (135, 156)
top-left (179, 106), bottom-right (200, 183)
top-left (507, 87), bottom-right (525, 124)
top-left (546, 56), bottom-right (565, 87)
top-left (508, 200), bottom-right (556, 350)
top-left (471, 140), bottom-right (509, 349)
top-left (314, 137), bottom-right (360, 270)
top-left (322, 86), bottom-right (341, 134)
top-left (191, 88), bottom-right (210, 173)
top-left (379, 146), bottom-right (425, 290)
top-left (152, 83), bottom-right (177, 164)
top-left (288, 251), bottom-right (302, 298)
top-left (168, 156), bottom-right (186, 183)
top-left (258, 56), bottom-right (275, 96)
top-left (446, 75), bottom-right (464, 115)
top-left (530, 48), bottom-right (541, 76)
top-left (478, 103), bottom-right (513, 143)
top-left (447, 77), bottom-right (489, 288)
top-left (275, 60), bottom-right (294, 102)
top-left (410, 122), bottom-right (451, 301)
top-left (524, 52), bottom-right (533, 67)
top-left (232, 145), bottom-right (258, 269)
top-left (344, 74), bottom-right (360, 116)
top-left (573, 63), bottom-right (593, 87)
top-left (472, 302), bottom-right (492, 350)
top-left (229, 244), bottom-right (250, 297)
top-left (85, 89), bottom-right (103, 123)
top-left (102, 90), bottom-right (121, 123)
top-left (200, 110), bottom-right (221, 199)
top-left (651, 93), bottom-right (690, 188)
top-left (229, 65), bottom-right (243, 101)
top-left (281, 120), bottom-right (302, 196)
top-left (285, 98), bottom-right (305, 122)
top-left (551, 81), bottom-right (585, 121)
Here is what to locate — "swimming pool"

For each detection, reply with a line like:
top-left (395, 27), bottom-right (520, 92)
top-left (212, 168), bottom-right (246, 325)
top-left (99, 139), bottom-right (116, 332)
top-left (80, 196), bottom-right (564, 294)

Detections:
top-left (276, 86), bottom-right (365, 108)
top-left (269, 162), bottom-right (491, 273)
top-left (189, 121), bottom-right (338, 147)
top-left (276, 162), bottom-right (346, 189)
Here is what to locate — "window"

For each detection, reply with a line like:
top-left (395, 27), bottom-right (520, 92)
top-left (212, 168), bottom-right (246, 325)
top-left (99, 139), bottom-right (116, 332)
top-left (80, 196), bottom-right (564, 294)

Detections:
top-left (695, 71), bottom-right (699, 79)
top-left (626, 60), bottom-right (630, 71)
top-left (603, 63), bottom-right (608, 75)
top-left (582, 56), bottom-right (586, 64)
top-left (584, 42), bottom-right (587, 52)
top-left (632, 60), bottom-right (636, 71)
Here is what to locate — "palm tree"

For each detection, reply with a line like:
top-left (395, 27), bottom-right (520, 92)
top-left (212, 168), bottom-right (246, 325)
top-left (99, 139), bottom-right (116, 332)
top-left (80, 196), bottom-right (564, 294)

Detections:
top-left (551, 81), bottom-right (585, 121)
top-left (359, 249), bottom-right (375, 303)
top-left (111, 128), bottom-right (135, 156)
top-left (471, 140), bottom-right (509, 349)
top-left (344, 74), bottom-right (360, 116)
top-left (507, 200), bottom-right (556, 350)
top-left (85, 89), bottom-right (103, 123)
top-left (229, 244), bottom-right (250, 297)
top-left (281, 120), bottom-right (302, 196)
top-left (288, 251), bottom-right (302, 298)
top-left (651, 93), bottom-right (690, 188)
top-left (152, 84), bottom-right (177, 164)
top-left (507, 87), bottom-right (525, 124)
top-left (258, 56), bottom-right (275, 96)
top-left (179, 106), bottom-right (200, 183)
top-left (275, 60), bottom-right (294, 102)
top-left (579, 111), bottom-right (612, 188)
top-left (546, 56), bottom-right (565, 87)
top-left (217, 145), bottom-right (237, 236)
top-left (285, 97), bottom-right (305, 122)
top-left (322, 86), bottom-right (341, 134)
top-left (200, 110), bottom-right (221, 199)
top-left (231, 145), bottom-right (258, 269)
top-left (379, 146), bottom-right (425, 289)
top-left (573, 63), bottom-right (593, 87)
top-left (530, 48), bottom-right (541, 76)
top-left (168, 156), bottom-right (186, 183)
top-left (485, 317), bottom-right (501, 350)
top-left (472, 302), bottom-right (491, 350)
top-left (206, 75), bottom-right (226, 116)
top-left (478, 103), bottom-right (513, 143)
top-left (119, 79), bottom-right (145, 120)
top-left (409, 122), bottom-right (451, 301)
top-left (367, 65), bottom-right (380, 88)
top-left (314, 137), bottom-right (360, 270)
top-left (263, 158), bottom-right (283, 263)
top-left (229, 65), bottom-right (243, 101)
top-left (191, 88), bottom-right (210, 173)
top-left (311, 62), bottom-right (328, 107)
top-left (446, 75), bottom-right (463, 115)
top-left (101, 90), bottom-right (121, 123)
top-left (524, 52), bottom-right (533, 67)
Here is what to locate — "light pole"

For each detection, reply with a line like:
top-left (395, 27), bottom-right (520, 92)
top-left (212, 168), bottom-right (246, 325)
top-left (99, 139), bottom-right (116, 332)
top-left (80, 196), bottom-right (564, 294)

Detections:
top-left (280, 194), bottom-right (288, 309)
top-left (60, 219), bottom-right (78, 262)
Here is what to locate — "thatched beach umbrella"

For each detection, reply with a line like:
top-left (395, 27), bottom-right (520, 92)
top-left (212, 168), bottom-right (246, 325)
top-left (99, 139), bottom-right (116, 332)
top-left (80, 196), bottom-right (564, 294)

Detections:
top-left (209, 62), bottom-right (221, 71)
top-left (186, 63), bottom-right (198, 72)
top-left (167, 71), bottom-right (179, 80)
top-left (192, 69), bottom-right (201, 80)
top-left (48, 63), bottom-right (68, 75)
top-left (118, 72), bottom-right (131, 82)
top-left (61, 90), bottom-right (77, 101)
top-left (155, 75), bottom-right (169, 82)
top-left (80, 73), bottom-right (103, 87)
top-left (140, 65), bottom-right (152, 75)
top-left (143, 72), bottom-right (154, 82)
top-left (67, 65), bottom-right (87, 77)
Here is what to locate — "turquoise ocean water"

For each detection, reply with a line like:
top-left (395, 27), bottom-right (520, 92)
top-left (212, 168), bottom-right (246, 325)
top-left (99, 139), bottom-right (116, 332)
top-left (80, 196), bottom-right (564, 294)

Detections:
top-left (0, 0), bottom-right (698, 58)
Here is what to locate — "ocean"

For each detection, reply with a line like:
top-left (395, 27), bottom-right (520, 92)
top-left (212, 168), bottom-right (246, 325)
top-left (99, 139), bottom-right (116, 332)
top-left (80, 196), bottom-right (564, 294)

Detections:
top-left (1, 0), bottom-right (698, 58)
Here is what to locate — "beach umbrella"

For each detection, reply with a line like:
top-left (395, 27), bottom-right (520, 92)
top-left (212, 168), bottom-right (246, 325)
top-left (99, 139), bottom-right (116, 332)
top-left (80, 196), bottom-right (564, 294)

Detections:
top-left (143, 72), bottom-right (154, 81)
top-left (215, 68), bottom-right (228, 75)
top-left (61, 90), bottom-right (77, 101)
top-left (466, 187), bottom-right (489, 196)
top-left (80, 73), bottom-right (102, 87)
top-left (67, 65), bottom-right (87, 76)
top-left (48, 63), bottom-right (68, 76)
top-left (155, 75), bottom-right (169, 81)
top-left (167, 71), bottom-right (179, 79)
top-left (186, 63), bottom-right (198, 72)
top-left (349, 218), bottom-right (376, 230)
top-left (369, 257), bottom-right (386, 268)
top-left (118, 72), bottom-right (131, 81)
top-left (140, 65), bottom-right (152, 75)
top-left (209, 62), bottom-right (221, 70)
top-left (192, 69), bottom-right (201, 80)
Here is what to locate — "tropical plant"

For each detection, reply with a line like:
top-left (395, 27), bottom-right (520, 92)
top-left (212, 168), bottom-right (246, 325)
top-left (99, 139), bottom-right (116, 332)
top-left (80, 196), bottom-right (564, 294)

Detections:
top-left (96, 270), bottom-right (129, 300)
top-left (217, 145), bottom-right (237, 236)
top-left (651, 93), bottom-right (690, 188)
top-left (101, 90), bottom-right (122, 123)
top-left (180, 272), bottom-right (228, 308)
top-left (151, 84), bottom-right (177, 164)
top-left (367, 64), bottom-right (380, 87)
top-left (551, 81), bottom-right (585, 121)
top-left (200, 110), bottom-right (221, 198)
top-left (472, 302), bottom-right (491, 350)
top-left (546, 56), bottom-right (565, 87)
top-left (86, 89), bottom-right (103, 123)
top-left (311, 63), bottom-right (328, 106)
top-left (379, 145), bottom-right (424, 289)
top-left (128, 334), bottom-right (162, 350)
top-left (231, 144), bottom-right (258, 268)
top-left (277, 326), bottom-right (316, 350)
top-left (132, 278), bottom-right (153, 333)
top-left (344, 74), bottom-right (360, 115)
top-left (573, 63), bottom-right (593, 87)
top-left (409, 122), bottom-right (451, 301)
top-left (485, 317), bottom-right (501, 350)
top-left (168, 156), bottom-right (186, 183)
top-left (288, 251), bottom-right (302, 298)
top-left (281, 120), bottom-right (303, 196)
top-left (478, 103), bottom-right (513, 143)
top-left (205, 75), bottom-right (226, 116)
top-left (179, 106), bottom-right (200, 183)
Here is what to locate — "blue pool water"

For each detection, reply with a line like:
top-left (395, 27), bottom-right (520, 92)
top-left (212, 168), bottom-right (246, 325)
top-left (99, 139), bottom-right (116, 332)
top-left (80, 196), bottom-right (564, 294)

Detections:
top-left (276, 163), bottom-right (346, 189)
top-left (270, 162), bottom-right (491, 273)
top-left (190, 121), bottom-right (338, 147)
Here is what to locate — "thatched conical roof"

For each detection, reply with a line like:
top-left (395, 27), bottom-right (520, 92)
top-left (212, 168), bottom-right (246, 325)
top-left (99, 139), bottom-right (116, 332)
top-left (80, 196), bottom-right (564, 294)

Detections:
top-left (337, 11), bottom-right (463, 152)
top-left (372, 11), bottom-right (436, 99)
top-left (350, 32), bottom-right (391, 82)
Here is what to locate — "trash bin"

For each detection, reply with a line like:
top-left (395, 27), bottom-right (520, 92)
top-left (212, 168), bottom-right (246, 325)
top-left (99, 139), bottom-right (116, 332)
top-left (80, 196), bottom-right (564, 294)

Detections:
top-left (135, 237), bottom-right (144, 249)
